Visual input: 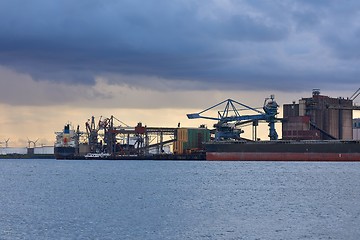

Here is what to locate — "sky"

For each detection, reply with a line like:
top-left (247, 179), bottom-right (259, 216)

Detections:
top-left (0, 0), bottom-right (360, 147)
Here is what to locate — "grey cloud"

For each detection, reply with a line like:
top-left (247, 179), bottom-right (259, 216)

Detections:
top-left (212, 15), bottom-right (289, 42)
top-left (292, 11), bottom-right (320, 31)
top-left (0, 0), bottom-right (359, 94)
top-left (324, 29), bottom-right (360, 60)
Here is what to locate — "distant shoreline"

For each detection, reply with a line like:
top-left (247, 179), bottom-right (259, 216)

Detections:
top-left (0, 154), bottom-right (55, 159)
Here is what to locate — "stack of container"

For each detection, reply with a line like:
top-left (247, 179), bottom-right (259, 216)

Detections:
top-left (173, 127), bottom-right (210, 154)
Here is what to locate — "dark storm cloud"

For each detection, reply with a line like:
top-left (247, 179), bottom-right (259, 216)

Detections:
top-left (323, 29), bottom-right (360, 60)
top-left (0, 0), bottom-right (359, 91)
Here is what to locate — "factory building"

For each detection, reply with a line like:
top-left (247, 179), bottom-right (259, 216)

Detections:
top-left (354, 118), bottom-right (360, 140)
top-left (282, 89), bottom-right (353, 140)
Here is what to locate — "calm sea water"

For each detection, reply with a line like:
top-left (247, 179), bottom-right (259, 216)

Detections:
top-left (0, 159), bottom-right (359, 240)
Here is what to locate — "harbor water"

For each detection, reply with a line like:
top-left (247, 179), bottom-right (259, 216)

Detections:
top-left (0, 159), bottom-right (360, 239)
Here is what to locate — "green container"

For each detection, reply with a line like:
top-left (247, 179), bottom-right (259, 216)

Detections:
top-left (185, 128), bottom-right (210, 150)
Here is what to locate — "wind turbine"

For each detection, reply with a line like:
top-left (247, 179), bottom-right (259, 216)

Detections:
top-left (27, 138), bottom-right (39, 148)
top-left (4, 138), bottom-right (9, 148)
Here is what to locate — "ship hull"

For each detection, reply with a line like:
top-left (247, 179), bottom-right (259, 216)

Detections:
top-left (54, 147), bottom-right (76, 159)
top-left (205, 141), bottom-right (360, 161)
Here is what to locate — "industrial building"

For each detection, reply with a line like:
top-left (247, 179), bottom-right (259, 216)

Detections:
top-left (354, 118), bottom-right (360, 140)
top-left (282, 89), bottom-right (358, 140)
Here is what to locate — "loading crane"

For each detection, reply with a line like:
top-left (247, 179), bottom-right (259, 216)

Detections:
top-left (187, 95), bottom-right (280, 141)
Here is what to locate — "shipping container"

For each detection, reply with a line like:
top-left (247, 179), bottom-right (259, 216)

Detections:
top-left (173, 128), bottom-right (210, 154)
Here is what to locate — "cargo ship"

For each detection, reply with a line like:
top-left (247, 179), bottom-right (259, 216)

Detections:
top-left (54, 124), bottom-right (78, 159)
top-left (205, 140), bottom-right (360, 161)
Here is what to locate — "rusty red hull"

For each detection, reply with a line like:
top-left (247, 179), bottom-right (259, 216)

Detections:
top-left (205, 140), bottom-right (360, 161)
top-left (207, 152), bottom-right (360, 161)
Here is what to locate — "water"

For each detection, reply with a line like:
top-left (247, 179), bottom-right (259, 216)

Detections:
top-left (0, 159), bottom-right (360, 240)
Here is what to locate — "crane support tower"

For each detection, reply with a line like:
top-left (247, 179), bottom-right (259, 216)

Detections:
top-left (187, 95), bottom-right (280, 141)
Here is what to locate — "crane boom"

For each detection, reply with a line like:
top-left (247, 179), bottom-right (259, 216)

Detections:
top-left (350, 87), bottom-right (360, 101)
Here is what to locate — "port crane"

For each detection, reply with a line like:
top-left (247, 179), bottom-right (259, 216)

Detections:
top-left (84, 115), bottom-right (178, 156)
top-left (187, 95), bottom-right (280, 141)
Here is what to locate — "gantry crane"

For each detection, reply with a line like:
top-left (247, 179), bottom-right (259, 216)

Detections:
top-left (187, 95), bottom-right (280, 141)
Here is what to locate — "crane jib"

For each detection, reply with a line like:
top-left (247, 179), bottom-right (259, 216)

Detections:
top-left (186, 113), bottom-right (200, 119)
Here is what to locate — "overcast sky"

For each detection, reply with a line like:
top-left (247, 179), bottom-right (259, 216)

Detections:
top-left (0, 0), bottom-right (360, 146)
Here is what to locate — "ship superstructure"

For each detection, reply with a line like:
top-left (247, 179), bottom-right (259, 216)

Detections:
top-left (54, 124), bottom-right (78, 159)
